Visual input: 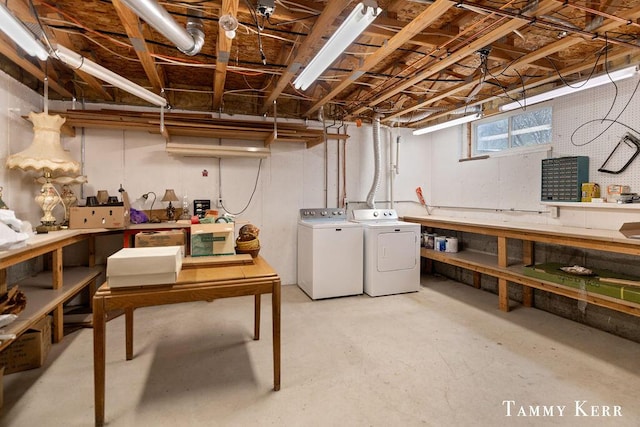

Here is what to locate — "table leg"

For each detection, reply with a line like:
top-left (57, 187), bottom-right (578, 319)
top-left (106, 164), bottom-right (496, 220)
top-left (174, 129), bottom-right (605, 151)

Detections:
top-left (93, 298), bottom-right (106, 426)
top-left (125, 308), bottom-right (134, 361)
top-left (254, 294), bottom-right (261, 340)
top-left (272, 280), bottom-right (281, 391)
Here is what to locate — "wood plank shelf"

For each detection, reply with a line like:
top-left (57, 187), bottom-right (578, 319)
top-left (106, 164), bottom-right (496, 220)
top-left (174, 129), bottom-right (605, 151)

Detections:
top-left (0, 230), bottom-right (102, 351)
top-left (52, 109), bottom-right (349, 148)
top-left (420, 248), bottom-right (640, 317)
top-left (1, 267), bottom-right (102, 352)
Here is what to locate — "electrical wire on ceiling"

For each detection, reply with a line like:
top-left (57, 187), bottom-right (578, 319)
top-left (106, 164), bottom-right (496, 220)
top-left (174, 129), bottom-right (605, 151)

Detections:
top-left (243, 0), bottom-right (267, 65)
top-left (346, 0), bottom-right (520, 109)
top-left (40, 1), bottom-right (132, 49)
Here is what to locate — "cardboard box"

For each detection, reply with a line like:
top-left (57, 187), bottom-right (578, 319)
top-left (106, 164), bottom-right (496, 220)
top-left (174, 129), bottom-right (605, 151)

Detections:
top-left (69, 206), bottom-right (130, 229)
top-left (619, 222), bottom-right (640, 239)
top-left (107, 246), bottom-right (182, 288)
top-left (581, 182), bottom-right (600, 202)
top-left (607, 184), bottom-right (631, 202)
top-left (191, 223), bottom-right (235, 257)
top-left (135, 229), bottom-right (186, 256)
top-left (0, 316), bottom-right (52, 374)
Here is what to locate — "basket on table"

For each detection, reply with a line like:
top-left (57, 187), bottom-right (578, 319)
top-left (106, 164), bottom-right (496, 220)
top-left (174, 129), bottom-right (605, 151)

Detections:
top-left (235, 223), bottom-right (260, 258)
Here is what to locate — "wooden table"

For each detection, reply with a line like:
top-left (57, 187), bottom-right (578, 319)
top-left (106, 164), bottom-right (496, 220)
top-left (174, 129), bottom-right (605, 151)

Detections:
top-left (92, 255), bottom-right (281, 426)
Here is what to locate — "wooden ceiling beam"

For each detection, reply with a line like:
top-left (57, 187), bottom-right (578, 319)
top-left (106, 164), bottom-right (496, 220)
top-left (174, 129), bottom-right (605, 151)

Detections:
top-left (49, 17), bottom-right (113, 101)
top-left (383, 34), bottom-right (591, 123)
top-left (212, 0), bottom-right (239, 110)
top-left (111, 0), bottom-right (165, 92)
top-left (0, 33), bottom-right (73, 98)
top-left (305, 0), bottom-right (455, 117)
top-left (413, 46), bottom-right (637, 127)
top-left (259, 0), bottom-right (351, 115)
top-left (351, 0), bottom-right (563, 117)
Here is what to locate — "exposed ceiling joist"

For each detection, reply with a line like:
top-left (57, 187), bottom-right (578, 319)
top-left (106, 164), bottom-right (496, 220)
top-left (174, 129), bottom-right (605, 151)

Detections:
top-left (213, 0), bottom-right (239, 110)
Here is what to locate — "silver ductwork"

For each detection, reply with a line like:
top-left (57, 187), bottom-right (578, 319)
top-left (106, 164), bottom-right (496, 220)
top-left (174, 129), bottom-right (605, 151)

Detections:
top-left (366, 115), bottom-right (382, 208)
top-left (121, 0), bottom-right (204, 56)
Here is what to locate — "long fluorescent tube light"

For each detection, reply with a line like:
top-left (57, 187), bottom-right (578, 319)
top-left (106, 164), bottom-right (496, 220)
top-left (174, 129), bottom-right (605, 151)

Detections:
top-left (412, 113), bottom-right (482, 136)
top-left (166, 143), bottom-right (270, 158)
top-left (53, 45), bottom-right (167, 107)
top-left (0, 3), bottom-right (49, 61)
top-left (293, 1), bottom-right (381, 91)
top-left (500, 66), bottom-right (638, 112)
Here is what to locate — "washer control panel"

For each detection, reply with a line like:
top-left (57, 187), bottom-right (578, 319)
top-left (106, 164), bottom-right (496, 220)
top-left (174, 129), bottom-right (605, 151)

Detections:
top-left (299, 208), bottom-right (346, 220)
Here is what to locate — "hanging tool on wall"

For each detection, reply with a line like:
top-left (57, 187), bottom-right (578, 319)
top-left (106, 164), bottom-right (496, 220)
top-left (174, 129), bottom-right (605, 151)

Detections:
top-left (598, 133), bottom-right (640, 174)
top-left (416, 187), bottom-right (431, 215)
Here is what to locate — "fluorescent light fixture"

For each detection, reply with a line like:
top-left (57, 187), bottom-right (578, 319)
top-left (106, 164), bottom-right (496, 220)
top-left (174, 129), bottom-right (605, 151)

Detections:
top-left (293, 1), bottom-right (381, 91)
top-left (166, 143), bottom-right (270, 158)
top-left (412, 113), bottom-right (482, 136)
top-left (0, 3), bottom-right (49, 61)
top-left (500, 66), bottom-right (638, 112)
top-left (53, 45), bottom-right (167, 107)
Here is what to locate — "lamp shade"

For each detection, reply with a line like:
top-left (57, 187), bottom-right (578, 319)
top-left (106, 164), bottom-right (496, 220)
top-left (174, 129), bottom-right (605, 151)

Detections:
top-left (161, 189), bottom-right (179, 202)
top-left (6, 112), bottom-right (80, 174)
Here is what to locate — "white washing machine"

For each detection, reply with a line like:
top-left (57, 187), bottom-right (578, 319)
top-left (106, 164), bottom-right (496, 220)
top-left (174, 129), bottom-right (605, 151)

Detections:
top-left (297, 208), bottom-right (363, 299)
top-left (352, 209), bottom-right (420, 297)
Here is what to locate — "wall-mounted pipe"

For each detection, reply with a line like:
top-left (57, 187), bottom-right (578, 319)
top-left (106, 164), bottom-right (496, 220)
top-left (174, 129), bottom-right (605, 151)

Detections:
top-left (120, 0), bottom-right (204, 56)
top-left (366, 114), bottom-right (382, 208)
top-left (388, 127), bottom-right (394, 209)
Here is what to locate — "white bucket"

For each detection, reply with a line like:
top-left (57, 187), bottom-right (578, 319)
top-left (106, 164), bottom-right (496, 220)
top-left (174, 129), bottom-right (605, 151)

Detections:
top-left (445, 237), bottom-right (459, 253)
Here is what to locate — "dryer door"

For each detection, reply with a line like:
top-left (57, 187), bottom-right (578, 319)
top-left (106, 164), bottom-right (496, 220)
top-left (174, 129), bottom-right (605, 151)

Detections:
top-left (377, 231), bottom-right (417, 272)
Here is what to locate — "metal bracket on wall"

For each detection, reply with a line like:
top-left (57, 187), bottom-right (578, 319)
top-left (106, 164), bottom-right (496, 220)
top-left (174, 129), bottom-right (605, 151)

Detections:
top-left (598, 133), bottom-right (640, 174)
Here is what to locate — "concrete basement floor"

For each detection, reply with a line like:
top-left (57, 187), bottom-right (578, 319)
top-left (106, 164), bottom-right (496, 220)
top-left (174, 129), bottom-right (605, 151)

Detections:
top-left (1, 274), bottom-right (639, 427)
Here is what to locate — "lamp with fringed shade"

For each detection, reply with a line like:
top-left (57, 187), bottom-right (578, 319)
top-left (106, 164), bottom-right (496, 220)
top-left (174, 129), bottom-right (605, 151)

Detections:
top-left (6, 112), bottom-right (81, 232)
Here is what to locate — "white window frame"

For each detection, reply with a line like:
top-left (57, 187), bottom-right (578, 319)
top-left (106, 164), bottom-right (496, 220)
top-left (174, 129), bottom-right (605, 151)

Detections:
top-left (472, 106), bottom-right (552, 156)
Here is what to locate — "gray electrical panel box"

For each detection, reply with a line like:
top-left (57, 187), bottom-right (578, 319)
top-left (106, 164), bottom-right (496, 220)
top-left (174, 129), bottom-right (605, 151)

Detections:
top-left (541, 156), bottom-right (589, 202)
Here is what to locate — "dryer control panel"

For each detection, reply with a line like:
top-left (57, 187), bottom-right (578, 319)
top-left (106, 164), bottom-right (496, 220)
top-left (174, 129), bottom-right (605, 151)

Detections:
top-left (352, 209), bottom-right (399, 222)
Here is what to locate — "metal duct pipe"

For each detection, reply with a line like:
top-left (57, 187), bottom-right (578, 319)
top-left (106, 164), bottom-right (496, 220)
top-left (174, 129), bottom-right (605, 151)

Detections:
top-left (365, 115), bottom-right (382, 208)
top-left (120, 0), bottom-right (204, 56)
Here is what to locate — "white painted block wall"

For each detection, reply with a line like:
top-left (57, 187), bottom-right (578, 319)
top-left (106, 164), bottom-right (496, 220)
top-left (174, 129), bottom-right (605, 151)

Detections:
top-left (2, 70), bottom-right (640, 284)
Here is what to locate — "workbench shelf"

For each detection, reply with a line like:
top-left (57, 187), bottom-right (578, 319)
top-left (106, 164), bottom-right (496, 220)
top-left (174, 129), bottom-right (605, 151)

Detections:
top-left (420, 248), bottom-right (640, 317)
top-left (0, 267), bottom-right (102, 353)
top-left (405, 215), bottom-right (640, 318)
top-left (0, 230), bottom-right (101, 352)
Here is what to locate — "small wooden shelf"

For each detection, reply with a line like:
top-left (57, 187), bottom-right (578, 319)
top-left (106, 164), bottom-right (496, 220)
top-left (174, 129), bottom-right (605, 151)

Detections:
top-left (0, 266), bottom-right (102, 352)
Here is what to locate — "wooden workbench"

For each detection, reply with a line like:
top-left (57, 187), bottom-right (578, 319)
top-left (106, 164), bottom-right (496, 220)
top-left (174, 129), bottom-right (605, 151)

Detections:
top-left (403, 215), bottom-right (640, 317)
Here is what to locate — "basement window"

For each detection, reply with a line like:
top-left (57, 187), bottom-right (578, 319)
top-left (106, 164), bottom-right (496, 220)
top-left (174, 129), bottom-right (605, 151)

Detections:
top-left (473, 107), bottom-right (552, 155)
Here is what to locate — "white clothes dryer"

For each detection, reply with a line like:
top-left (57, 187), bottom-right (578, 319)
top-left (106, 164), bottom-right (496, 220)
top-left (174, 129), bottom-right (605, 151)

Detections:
top-left (351, 209), bottom-right (420, 297)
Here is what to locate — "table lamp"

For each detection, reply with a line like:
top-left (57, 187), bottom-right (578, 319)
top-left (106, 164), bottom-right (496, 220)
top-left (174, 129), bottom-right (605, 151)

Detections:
top-left (161, 189), bottom-right (179, 222)
top-left (35, 173), bottom-right (87, 227)
top-left (6, 112), bottom-right (80, 233)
